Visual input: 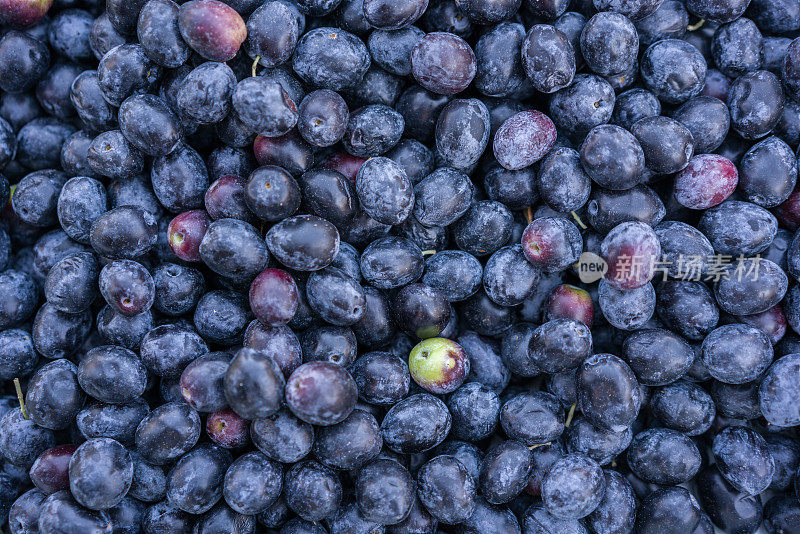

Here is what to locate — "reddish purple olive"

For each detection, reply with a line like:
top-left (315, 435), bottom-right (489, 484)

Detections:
top-left (739, 304), bottom-right (787, 345)
top-left (253, 130), bottom-right (314, 176)
top-left (249, 268), bottom-right (299, 327)
top-left (674, 154), bottom-right (738, 210)
top-left (0, 0), bottom-right (53, 27)
top-left (29, 444), bottom-right (77, 494)
top-left (178, 0), bottom-right (247, 62)
top-left (601, 221), bottom-right (661, 291)
top-left (99, 260), bottom-right (155, 317)
top-left (411, 32), bottom-right (476, 95)
top-left (546, 284), bottom-right (594, 327)
top-left (776, 188), bottom-right (800, 231)
top-left (522, 217), bottom-right (583, 273)
top-left (204, 175), bottom-right (256, 223)
top-left (206, 408), bottom-right (249, 449)
top-left (321, 151), bottom-right (367, 183)
top-left (179, 353), bottom-right (230, 413)
top-left (167, 210), bottom-right (210, 262)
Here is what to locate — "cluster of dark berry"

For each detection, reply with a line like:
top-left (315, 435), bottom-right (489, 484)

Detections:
top-left (1, 0), bottom-right (800, 531)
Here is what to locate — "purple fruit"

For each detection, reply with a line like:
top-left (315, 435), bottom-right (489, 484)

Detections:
top-left (0, 0), bottom-right (53, 26)
top-left (29, 444), bottom-right (76, 494)
top-left (411, 32), bottom-right (476, 95)
top-left (601, 221), bottom-right (661, 291)
top-left (674, 154), bottom-right (738, 210)
top-left (493, 111), bottom-right (557, 171)
top-left (178, 0), bottom-right (246, 62)
top-left (249, 268), bottom-right (299, 327)
top-left (204, 175), bottom-right (256, 223)
top-left (167, 210), bottom-right (210, 262)
top-left (285, 362), bottom-right (357, 426)
top-left (522, 217), bottom-right (583, 273)
top-left (206, 408), bottom-right (249, 449)
top-left (546, 284), bottom-right (594, 327)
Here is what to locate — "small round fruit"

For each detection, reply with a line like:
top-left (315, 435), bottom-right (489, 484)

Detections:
top-left (408, 337), bottom-right (470, 394)
top-left (285, 362), bottom-right (358, 426)
top-left (178, 0), bottom-right (246, 62)
top-left (493, 111), bottom-right (557, 171)
top-left (411, 32), bottom-right (476, 95)
top-left (167, 210), bottom-right (210, 262)
top-left (541, 454), bottom-right (605, 519)
top-left (546, 285), bottom-right (594, 326)
top-left (249, 268), bottom-right (298, 327)
top-left (224, 348), bottom-right (285, 420)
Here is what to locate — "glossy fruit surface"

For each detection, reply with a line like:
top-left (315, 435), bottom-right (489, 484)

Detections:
top-left (408, 337), bottom-right (469, 394)
top-left (285, 361), bottom-right (357, 426)
top-left (178, 0), bottom-right (246, 61)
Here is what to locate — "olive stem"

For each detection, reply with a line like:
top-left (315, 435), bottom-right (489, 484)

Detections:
top-left (687, 19), bottom-right (705, 31)
top-left (13, 378), bottom-right (28, 420)
top-left (571, 211), bottom-right (587, 229)
top-left (565, 403), bottom-right (577, 427)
